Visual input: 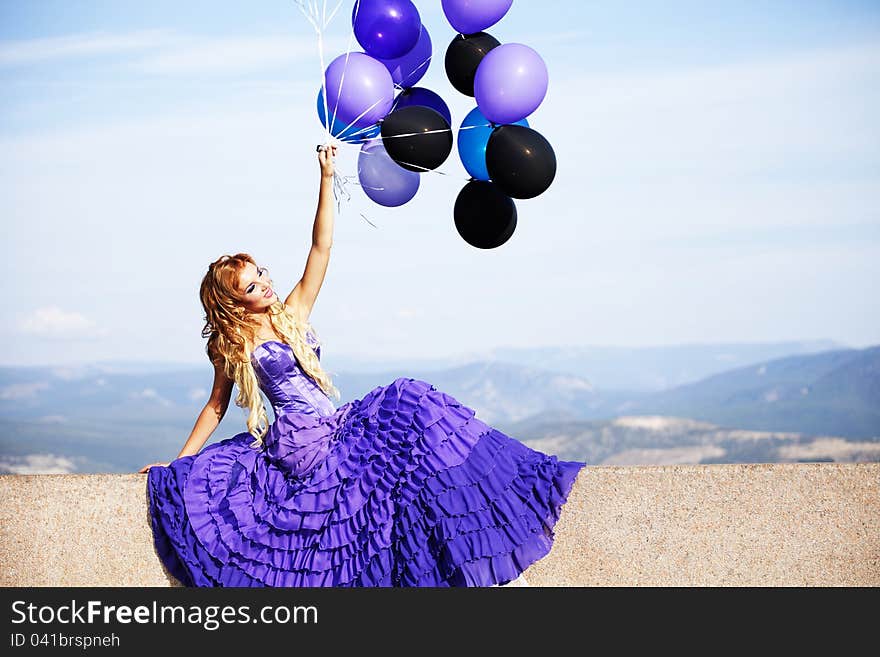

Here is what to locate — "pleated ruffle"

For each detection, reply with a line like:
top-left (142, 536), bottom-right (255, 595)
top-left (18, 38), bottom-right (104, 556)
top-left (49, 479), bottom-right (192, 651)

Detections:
top-left (146, 377), bottom-right (586, 587)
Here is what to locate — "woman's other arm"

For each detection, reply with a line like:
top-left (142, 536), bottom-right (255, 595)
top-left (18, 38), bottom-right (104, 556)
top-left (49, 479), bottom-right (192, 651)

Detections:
top-left (138, 361), bottom-right (233, 472)
top-left (176, 361), bottom-right (234, 458)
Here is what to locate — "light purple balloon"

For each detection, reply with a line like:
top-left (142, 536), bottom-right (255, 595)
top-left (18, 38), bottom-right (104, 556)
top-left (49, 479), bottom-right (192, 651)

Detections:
top-left (358, 139), bottom-right (420, 207)
top-left (324, 52), bottom-right (395, 129)
top-left (376, 25), bottom-right (432, 88)
top-left (442, 0), bottom-right (513, 35)
top-left (474, 43), bottom-right (548, 124)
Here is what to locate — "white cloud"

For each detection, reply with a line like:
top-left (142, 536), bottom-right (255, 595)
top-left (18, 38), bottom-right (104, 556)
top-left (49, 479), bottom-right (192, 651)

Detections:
top-left (36, 415), bottom-right (68, 424)
top-left (188, 387), bottom-right (207, 401)
top-left (0, 453), bottom-right (77, 474)
top-left (0, 382), bottom-right (49, 400)
top-left (134, 34), bottom-right (351, 76)
top-left (0, 29), bottom-right (177, 66)
top-left (131, 388), bottom-right (172, 407)
top-left (396, 308), bottom-right (418, 319)
top-left (0, 27), bottom-right (353, 77)
top-left (17, 307), bottom-right (108, 339)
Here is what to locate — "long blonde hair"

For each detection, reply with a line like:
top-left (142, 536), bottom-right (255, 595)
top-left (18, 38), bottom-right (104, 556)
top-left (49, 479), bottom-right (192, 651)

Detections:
top-left (199, 253), bottom-right (342, 447)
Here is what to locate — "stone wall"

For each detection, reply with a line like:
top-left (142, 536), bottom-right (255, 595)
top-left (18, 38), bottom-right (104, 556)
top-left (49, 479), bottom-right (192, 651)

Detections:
top-left (1, 463), bottom-right (877, 586)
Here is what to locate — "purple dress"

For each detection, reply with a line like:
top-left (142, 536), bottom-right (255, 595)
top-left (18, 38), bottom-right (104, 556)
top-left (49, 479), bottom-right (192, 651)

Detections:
top-left (146, 330), bottom-right (587, 587)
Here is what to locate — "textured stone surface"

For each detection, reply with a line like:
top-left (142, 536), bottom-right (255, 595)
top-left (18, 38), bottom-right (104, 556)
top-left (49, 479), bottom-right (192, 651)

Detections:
top-left (0, 463), bottom-right (877, 587)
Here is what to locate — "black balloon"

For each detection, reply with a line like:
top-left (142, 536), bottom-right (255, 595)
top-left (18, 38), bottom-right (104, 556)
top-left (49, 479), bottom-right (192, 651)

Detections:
top-left (380, 105), bottom-right (453, 173)
top-left (454, 180), bottom-right (517, 249)
top-left (444, 32), bottom-right (500, 97)
top-left (486, 124), bottom-right (557, 199)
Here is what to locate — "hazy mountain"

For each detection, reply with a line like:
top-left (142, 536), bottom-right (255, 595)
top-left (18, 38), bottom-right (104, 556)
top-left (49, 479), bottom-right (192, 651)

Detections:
top-left (511, 416), bottom-right (880, 466)
top-left (622, 345), bottom-right (880, 439)
top-left (1, 341), bottom-right (876, 473)
top-left (324, 339), bottom-right (845, 390)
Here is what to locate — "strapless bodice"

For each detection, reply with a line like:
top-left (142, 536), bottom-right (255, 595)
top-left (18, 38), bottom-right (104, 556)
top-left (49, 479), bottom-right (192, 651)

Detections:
top-left (250, 330), bottom-right (337, 419)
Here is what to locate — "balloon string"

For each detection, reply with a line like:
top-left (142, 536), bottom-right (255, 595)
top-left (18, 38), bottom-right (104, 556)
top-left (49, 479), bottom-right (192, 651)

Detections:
top-left (338, 122), bottom-right (492, 144)
top-left (392, 50), bottom-right (433, 91)
top-left (324, 0), bottom-right (344, 25)
top-left (293, 0), bottom-right (331, 142)
top-left (329, 0), bottom-right (361, 135)
top-left (380, 123), bottom-right (491, 139)
top-left (357, 147), bottom-right (473, 181)
top-left (294, 0), bottom-right (377, 229)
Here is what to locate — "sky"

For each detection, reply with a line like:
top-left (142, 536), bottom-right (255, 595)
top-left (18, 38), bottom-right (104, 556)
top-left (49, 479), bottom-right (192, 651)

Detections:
top-left (1, 0), bottom-right (879, 367)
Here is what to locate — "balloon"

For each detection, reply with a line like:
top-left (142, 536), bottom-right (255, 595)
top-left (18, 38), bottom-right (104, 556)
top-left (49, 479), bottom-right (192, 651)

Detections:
top-left (474, 43), bottom-right (548, 124)
top-left (454, 180), bottom-right (517, 249)
top-left (380, 105), bottom-right (453, 172)
top-left (485, 124), bottom-right (556, 199)
top-left (376, 24), bottom-right (432, 88)
top-left (442, 0), bottom-right (513, 35)
top-left (323, 52), bottom-right (395, 129)
top-left (358, 139), bottom-right (420, 207)
top-left (457, 106), bottom-right (528, 181)
top-left (317, 88), bottom-right (381, 142)
top-left (391, 87), bottom-right (452, 126)
top-left (352, 0), bottom-right (422, 60)
top-left (444, 32), bottom-right (500, 97)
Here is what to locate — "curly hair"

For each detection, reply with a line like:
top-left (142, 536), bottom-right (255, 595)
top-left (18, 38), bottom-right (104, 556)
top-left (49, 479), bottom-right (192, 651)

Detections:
top-left (199, 253), bottom-right (342, 448)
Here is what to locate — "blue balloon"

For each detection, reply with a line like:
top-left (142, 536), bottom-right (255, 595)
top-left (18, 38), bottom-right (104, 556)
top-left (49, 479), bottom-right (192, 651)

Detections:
top-left (389, 87), bottom-right (451, 126)
top-left (457, 106), bottom-right (528, 181)
top-left (317, 88), bottom-right (381, 143)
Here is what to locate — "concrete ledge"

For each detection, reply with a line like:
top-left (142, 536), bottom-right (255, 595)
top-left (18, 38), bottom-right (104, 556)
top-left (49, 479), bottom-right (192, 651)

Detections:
top-left (1, 463), bottom-right (877, 586)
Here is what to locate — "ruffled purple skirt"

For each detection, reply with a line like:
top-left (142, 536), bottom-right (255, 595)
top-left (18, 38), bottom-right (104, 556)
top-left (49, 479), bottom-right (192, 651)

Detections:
top-left (146, 377), bottom-right (586, 587)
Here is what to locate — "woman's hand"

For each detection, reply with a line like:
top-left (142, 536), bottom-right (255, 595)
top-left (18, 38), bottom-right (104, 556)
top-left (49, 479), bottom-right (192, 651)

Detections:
top-left (138, 462), bottom-right (170, 473)
top-left (318, 143), bottom-right (338, 179)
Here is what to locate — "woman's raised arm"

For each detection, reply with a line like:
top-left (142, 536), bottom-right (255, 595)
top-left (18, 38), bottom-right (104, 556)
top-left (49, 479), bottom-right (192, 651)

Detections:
top-left (283, 144), bottom-right (337, 323)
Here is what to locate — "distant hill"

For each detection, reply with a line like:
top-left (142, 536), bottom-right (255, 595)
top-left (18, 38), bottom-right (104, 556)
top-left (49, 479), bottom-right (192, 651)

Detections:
top-left (0, 341), bottom-right (876, 473)
top-left (333, 361), bottom-right (597, 424)
top-left (622, 345), bottom-right (880, 439)
top-left (508, 415), bottom-right (880, 466)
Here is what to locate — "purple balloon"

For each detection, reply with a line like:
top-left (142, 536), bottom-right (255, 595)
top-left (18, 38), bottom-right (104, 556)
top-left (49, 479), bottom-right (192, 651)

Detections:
top-left (474, 43), bottom-right (548, 124)
top-left (390, 87), bottom-right (452, 126)
top-left (442, 0), bottom-right (513, 35)
top-left (358, 139), bottom-right (420, 207)
top-left (324, 52), bottom-right (395, 129)
top-left (376, 24), bottom-right (432, 88)
top-left (353, 0), bottom-right (422, 60)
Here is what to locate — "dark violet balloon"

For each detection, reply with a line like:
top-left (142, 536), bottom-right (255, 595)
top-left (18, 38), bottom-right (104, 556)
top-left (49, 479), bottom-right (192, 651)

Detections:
top-left (454, 180), bottom-right (517, 249)
top-left (376, 24), bottom-right (432, 88)
top-left (445, 32), bottom-right (500, 97)
top-left (380, 105), bottom-right (453, 172)
top-left (390, 87), bottom-right (452, 126)
top-left (474, 43), bottom-right (548, 124)
top-left (317, 88), bottom-right (381, 142)
top-left (442, 0), bottom-right (513, 35)
top-left (358, 139), bottom-right (420, 207)
top-left (352, 0), bottom-right (422, 60)
top-left (485, 124), bottom-right (556, 199)
top-left (323, 51), bottom-right (395, 128)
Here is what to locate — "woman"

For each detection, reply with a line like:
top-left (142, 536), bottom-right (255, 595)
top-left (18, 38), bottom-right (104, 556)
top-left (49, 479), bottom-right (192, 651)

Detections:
top-left (140, 144), bottom-right (587, 587)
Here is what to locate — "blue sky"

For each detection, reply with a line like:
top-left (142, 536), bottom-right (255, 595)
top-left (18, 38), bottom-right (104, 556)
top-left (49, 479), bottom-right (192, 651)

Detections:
top-left (1, 0), bottom-right (879, 367)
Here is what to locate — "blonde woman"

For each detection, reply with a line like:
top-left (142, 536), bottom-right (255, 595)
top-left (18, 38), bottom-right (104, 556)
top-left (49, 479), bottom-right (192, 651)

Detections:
top-left (141, 144), bottom-right (586, 587)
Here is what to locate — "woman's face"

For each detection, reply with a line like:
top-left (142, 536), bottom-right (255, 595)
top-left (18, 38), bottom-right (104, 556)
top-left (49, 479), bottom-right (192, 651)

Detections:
top-left (235, 261), bottom-right (278, 313)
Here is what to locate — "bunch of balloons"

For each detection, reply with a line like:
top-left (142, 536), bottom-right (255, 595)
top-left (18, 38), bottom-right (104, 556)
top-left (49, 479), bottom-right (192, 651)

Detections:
top-left (444, 0), bottom-right (556, 248)
top-left (316, 0), bottom-right (556, 249)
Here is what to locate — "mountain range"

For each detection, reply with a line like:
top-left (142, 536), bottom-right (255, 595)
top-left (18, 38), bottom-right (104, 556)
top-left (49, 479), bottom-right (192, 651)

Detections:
top-left (0, 340), bottom-right (876, 473)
